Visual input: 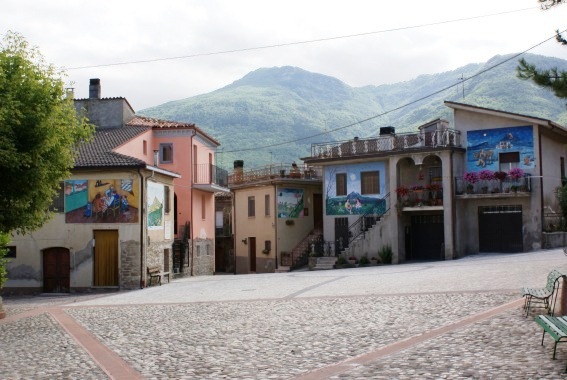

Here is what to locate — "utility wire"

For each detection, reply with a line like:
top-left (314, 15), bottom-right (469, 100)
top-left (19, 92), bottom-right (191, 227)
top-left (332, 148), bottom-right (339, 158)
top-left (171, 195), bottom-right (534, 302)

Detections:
top-left (64, 7), bottom-right (536, 70)
top-left (220, 29), bottom-right (566, 154)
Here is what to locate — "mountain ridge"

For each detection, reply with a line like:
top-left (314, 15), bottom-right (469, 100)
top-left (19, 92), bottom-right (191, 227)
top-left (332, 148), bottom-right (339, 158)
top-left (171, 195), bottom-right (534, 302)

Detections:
top-left (140, 53), bottom-right (567, 169)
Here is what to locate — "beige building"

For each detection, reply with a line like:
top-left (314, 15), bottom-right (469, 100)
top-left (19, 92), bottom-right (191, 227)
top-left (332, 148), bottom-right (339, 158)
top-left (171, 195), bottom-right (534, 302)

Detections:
top-left (229, 161), bottom-right (323, 273)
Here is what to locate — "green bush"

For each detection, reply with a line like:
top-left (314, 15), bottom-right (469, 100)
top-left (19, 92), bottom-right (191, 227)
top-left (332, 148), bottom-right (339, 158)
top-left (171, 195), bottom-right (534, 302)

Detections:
top-left (378, 245), bottom-right (393, 264)
top-left (336, 256), bottom-right (347, 265)
top-left (358, 255), bottom-right (370, 266)
top-left (0, 233), bottom-right (10, 289)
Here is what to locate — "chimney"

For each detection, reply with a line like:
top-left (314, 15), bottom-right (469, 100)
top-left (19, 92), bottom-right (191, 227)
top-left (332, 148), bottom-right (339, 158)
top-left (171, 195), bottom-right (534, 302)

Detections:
top-left (234, 160), bottom-right (244, 183)
top-left (153, 150), bottom-right (159, 166)
top-left (89, 78), bottom-right (101, 99)
top-left (65, 87), bottom-right (74, 99)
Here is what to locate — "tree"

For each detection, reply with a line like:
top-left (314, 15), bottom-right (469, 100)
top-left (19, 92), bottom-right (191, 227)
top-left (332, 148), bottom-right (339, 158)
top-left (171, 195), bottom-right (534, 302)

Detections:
top-left (0, 32), bottom-right (94, 234)
top-left (517, 0), bottom-right (567, 97)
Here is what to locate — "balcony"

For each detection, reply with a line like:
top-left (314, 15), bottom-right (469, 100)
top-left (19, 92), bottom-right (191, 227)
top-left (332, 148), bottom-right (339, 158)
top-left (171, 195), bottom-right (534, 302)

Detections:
top-left (454, 175), bottom-right (532, 198)
top-left (228, 163), bottom-right (322, 187)
top-left (309, 129), bottom-right (461, 160)
top-left (193, 164), bottom-right (230, 193)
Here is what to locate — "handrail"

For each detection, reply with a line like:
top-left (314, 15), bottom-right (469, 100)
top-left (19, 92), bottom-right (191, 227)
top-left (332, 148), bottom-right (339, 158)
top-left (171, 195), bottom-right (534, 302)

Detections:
top-left (347, 192), bottom-right (391, 245)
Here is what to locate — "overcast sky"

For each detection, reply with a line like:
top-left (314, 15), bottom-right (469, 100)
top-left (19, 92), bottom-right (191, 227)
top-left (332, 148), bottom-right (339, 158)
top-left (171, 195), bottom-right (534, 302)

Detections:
top-left (2, 1), bottom-right (567, 110)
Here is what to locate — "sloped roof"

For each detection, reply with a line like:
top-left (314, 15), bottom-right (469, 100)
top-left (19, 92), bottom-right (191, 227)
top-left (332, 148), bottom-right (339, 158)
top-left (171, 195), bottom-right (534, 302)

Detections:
top-left (128, 115), bottom-right (221, 146)
top-left (75, 126), bottom-right (150, 168)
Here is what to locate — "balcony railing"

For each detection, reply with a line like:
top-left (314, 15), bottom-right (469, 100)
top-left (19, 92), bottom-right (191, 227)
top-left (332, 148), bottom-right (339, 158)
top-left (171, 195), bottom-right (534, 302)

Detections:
top-left (194, 164), bottom-right (228, 187)
top-left (228, 163), bottom-right (322, 186)
top-left (454, 175), bottom-right (532, 196)
top-left (310, 129), bottom-right (461, 159)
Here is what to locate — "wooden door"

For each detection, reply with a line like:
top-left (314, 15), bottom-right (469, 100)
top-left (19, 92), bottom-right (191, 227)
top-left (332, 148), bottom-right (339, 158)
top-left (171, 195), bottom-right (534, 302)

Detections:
top-left (313, 194), bottom-right (323, 230)
top-left (249, 237), bottom-right (256, 272)
top-left (43, 247), bottom-right (70, 293)
top-left (93, 230), bottom-right (119, 287)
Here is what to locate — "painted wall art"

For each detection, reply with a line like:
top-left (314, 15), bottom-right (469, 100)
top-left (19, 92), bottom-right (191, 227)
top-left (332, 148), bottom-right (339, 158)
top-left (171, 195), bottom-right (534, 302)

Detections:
top-left (277, 188), bottom-right (304, 218)
top-left (65, 179), bottom-right (139, 223)
top-left (324, 162), bottom-right (387, 216)
top-left (466, 125), bottom-right (534, 172)
top-left (147, 181), bottom-right (164, 230)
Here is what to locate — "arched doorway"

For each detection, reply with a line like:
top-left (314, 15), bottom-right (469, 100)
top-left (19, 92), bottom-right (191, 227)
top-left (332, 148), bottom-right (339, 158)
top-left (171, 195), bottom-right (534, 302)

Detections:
top-left (43, 247), bottom-right (70, 293)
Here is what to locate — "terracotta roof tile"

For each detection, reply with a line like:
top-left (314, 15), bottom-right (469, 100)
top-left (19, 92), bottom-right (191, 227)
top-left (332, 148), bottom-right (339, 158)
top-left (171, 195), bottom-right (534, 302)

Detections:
top-left (75, 126), bottom-right (150, 168)
top-left (128, 115), bottom-right (220, 146)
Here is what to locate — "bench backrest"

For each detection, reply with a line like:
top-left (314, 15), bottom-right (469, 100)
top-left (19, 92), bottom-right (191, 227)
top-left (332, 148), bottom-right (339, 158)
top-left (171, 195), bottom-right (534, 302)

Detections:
top-left (546, 269), bottom-right (565, 292)
top-left (147, 265), bottom-right (161, 274)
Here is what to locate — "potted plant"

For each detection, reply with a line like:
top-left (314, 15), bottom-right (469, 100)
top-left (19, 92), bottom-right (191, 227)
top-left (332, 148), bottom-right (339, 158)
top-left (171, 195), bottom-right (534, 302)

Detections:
top-left (395, 185), bottom-right (409, 199)
top-left (463, 171), bottom-right (479, 194)
top-left (478, 169), bottom-right (494, 193)
top-left (509, 168), bottom-right (524, 192)
top-left (494, 171), bottom-right (508, 191)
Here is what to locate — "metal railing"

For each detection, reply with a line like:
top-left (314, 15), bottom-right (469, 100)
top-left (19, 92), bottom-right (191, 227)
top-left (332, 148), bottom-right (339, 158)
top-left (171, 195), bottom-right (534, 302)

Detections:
top-left (194, 164), bottom-right (228, 187)
top-left (228, 163), bottom-right (322, 186)
top-left (454, 175), bottom-right (531, 195)
top-left (310, 129), bottom-right (461, 159)
top-left (347, 193), bottom-right (391, 245)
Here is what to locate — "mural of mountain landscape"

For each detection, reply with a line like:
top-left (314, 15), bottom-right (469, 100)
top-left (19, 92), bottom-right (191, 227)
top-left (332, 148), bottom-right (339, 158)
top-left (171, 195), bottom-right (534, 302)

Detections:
top-left (140, 53), bottom-right (567, 169)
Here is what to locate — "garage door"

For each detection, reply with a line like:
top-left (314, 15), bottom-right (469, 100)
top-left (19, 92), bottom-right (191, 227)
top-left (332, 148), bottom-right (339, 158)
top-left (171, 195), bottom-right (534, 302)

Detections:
top-left (478, 205), bottom-right (523, 253)
top-left (409, 214), bottom-right (445, 261)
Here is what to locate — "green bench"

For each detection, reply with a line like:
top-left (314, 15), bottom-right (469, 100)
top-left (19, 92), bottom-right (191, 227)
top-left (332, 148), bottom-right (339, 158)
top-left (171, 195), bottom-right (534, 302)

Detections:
top-left (521, 269), bottom-right (565, 317)
top-left (535, 315), bottom-right (567, 372)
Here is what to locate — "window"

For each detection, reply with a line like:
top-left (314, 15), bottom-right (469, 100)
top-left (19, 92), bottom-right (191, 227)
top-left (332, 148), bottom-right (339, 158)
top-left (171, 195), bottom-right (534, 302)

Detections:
top-left (201, 194), bottom-right (206, 220)
top-left (160, 143), bottom-right (173, 163)
top-left (265, 194), bottom-right (270, 216)
top-left (336, 173), bottom-right (347, 196)
top-left (164, 186), bottom-right (170, 214)
top-left (248, 196), bottom-right (255, 217)
top-left (49, 182), bottom-right (64, 212)
top-left (143, 140), bottom-right (147, 155)
top-left (499, 152), bottom-right (520, 172)
top-left (361, 171), bottom-right (380, 195)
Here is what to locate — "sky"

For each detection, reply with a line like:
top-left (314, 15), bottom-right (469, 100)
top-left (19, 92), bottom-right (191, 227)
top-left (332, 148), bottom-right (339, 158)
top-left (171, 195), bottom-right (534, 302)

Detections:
top-left (2, 1), bottom-right (567, 111)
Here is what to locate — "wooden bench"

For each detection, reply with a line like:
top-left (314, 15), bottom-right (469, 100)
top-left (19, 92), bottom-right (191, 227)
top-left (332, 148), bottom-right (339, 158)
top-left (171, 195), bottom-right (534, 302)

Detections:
top-left (521, 269), bottom-right (565, 317)
top-left (535, 315), bottom-right (567, 372)
top-left (147, 265), bottom-right (170, 286)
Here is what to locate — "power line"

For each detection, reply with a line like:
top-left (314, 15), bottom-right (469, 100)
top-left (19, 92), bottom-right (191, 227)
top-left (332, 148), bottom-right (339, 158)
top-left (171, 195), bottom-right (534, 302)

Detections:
top-left (219, 29), bottom-right (565, 154)
top-left (64, 7), bottom-right (537, 70)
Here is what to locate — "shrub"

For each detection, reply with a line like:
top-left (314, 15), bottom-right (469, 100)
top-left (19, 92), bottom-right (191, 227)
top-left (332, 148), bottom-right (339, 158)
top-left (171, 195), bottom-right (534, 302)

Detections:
top-left (378, 245), bottom-right (393, 264)
top-left (336, 256), bottom-right (347, 265)
top-left (0, 233), bottom-right (10, 289)
top-left (358, 255), bottom-right (370, 266)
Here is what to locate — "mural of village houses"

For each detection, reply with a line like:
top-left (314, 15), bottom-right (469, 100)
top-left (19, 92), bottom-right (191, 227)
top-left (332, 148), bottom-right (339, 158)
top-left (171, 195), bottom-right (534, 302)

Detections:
top-left (64, 179), bottom-right (139, 223)
top-left (325, 162), bottom-right (387, 216)
top-left (147, 181), bottom-right (164, 230)
top-left (277, 188), bottom-right (304, 218)
top-left (466, 125), bottom-right (534, 172)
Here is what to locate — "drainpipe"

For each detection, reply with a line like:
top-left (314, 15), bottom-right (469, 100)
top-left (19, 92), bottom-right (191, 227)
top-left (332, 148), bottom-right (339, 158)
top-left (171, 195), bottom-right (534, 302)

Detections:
top-left (190, 130), bottom-right (196, 276)
top-left (232, 190), bottom-right (236, 274)
top-left (273, 184), bottom-right (278, 270)
top-left (538, 127), bottom-right (544, 229)
top-left (138, 169), bottom-right (147, 289)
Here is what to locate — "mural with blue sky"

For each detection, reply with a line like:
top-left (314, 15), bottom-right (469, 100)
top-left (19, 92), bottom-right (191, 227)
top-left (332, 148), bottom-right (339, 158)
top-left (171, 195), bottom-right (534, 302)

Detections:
top-left (466, 125), bottom-right (534, 172)
top-left (325, 162), bottom-right (386, 216)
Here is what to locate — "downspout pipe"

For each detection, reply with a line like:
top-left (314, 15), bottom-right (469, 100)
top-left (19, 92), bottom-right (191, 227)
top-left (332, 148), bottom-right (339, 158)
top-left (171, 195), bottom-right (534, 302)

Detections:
top-left (190, 130), bottom-right (196, 276)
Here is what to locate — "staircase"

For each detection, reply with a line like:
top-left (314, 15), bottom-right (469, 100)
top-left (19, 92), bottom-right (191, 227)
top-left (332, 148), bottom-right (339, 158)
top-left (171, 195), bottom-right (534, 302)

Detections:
top-left (310, 256), bottom-right (337, 271)
top-left (276, 229), bottom-right (322, 272)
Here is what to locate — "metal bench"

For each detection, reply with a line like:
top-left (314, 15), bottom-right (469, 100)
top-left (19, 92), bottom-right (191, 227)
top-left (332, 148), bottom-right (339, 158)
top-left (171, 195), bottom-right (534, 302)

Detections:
top-left (521, 269), bottom-right (565, 317)
top-left (535, 315), bottom-right (567, 372)
top-left (147, 265), bottom-right (170, 286)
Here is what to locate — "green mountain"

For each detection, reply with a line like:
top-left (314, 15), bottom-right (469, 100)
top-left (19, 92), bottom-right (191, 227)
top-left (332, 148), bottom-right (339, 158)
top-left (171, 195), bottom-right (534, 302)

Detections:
top-left (139, 53), bottom-right (567, 170)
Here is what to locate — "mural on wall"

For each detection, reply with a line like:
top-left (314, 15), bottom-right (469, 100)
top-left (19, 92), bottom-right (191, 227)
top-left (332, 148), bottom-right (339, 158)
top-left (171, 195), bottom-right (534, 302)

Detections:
top-left (65, 179), bottom-right (139, 223)
top-left (325, 162), bottom-right (386, 216)
top-left (466, 125), bottom-right (534, 172)
top-left (277, 188), bottom-right (304, 218)
top-left (147, 181), bottom-right (164, 230)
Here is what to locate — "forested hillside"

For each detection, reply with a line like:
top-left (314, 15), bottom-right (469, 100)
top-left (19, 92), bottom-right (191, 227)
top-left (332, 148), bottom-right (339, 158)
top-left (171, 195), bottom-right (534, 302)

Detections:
top-left (140, 53), bottom-right (567, 169)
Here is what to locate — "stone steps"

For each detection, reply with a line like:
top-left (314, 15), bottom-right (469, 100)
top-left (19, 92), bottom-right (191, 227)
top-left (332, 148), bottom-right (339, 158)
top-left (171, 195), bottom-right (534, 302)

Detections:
top-left (311, 257), bottom-right (337, 271)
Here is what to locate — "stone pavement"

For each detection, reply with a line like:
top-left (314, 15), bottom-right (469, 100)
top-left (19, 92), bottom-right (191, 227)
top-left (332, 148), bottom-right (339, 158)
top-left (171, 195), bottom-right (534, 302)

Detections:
top-left (2, 250), bottom-right (567, 379)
